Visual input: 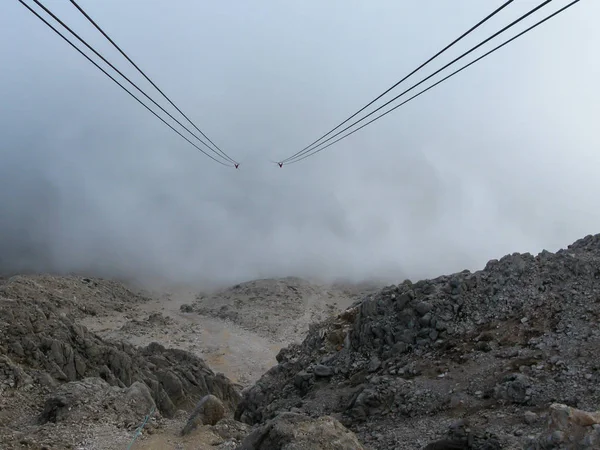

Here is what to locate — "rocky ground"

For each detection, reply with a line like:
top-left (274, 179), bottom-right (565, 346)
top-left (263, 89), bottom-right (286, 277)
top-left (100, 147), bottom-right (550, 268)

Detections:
top-left (1, 234), bottom-right (600, 448)
top-left (0, 274), bottom-right (375, 448)
top-left (236, 234), bottom-right (600, 449)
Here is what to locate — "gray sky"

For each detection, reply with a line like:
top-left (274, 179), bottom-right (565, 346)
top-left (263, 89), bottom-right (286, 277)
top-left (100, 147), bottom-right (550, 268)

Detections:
top-left (1, 0), bottom-right (599, 287)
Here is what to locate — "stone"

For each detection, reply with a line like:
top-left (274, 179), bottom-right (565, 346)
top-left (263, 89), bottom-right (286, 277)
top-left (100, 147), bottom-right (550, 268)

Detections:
top-left (39, 377), bottom-right (155, 426)
top-left (294, 371), bottom-right (314, 390)
top-left (313, 365), bottom-right (333, 377)
top-left (526, 403), bottom-right (600, 449)
top-left (415, 301), bottom-right (434, 316)
top-left (181, 394), bottom-right (225, 435)
top-left (493, 373), bottom-right (533, 404)
top-left (0, 282), bottom-right (241, 421)
top-left (238, 413), bottom-right (364, 449)
top-left (367, 357), bottom-right (381, 373)
top-left (524, 411), bottom-right (538, 425)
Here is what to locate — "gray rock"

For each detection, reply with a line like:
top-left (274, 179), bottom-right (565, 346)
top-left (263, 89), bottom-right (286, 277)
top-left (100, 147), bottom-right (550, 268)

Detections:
top-left (419, 313), bottom-right (432, 327)
top-left (0, 288), bottom-right (241, 419)
top-left (392, 342), bottom-right (409, 355)
top-left (313, 365), bottom-right (333, 377)
top-left (39, 377), bottom-right (155, 425)
top-left (238, 413), bottom-right (364, 449)
top-left (232, 233), bottom-right (600, 448)
top-left (493, 373), bottom-right (534, 404)
top-left (367, 357), bottom-right (381, 373)
top-left (294, 371), bottom-right (314, 389)
top-left (415, 301), bottom-right (434, 316)
top-left (524, 411), bottom-right (539, 425)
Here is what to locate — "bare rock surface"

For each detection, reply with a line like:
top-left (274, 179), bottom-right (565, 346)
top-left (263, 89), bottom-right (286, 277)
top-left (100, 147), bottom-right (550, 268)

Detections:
top-left (2, 234), bottom-right (600, 449)
top-left (236, 234), bottom-right (600, 449)
top-left (38, 377), bottom-right (155, 427)
top-left (237, 412), bottom-right (365, 450)
top-left (0, 275), bottom-right (241, 448)
top-left (525, 403), bottom-right (600, 449)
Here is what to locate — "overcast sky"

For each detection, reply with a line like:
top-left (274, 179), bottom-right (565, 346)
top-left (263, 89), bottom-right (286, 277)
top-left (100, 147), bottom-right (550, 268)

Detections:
top-left (1, 0), bottom-right (598, 287)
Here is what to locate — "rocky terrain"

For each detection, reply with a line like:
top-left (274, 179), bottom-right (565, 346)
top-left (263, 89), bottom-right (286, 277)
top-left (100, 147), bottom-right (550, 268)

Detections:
top-left (236, 234), bottom-right (600, 449)
top-left (1, 234), bottom-right (600, 448)
top-left (0, 276), bottom-right (240, 448)
top-left (190, 277), bottom-right (380, 342)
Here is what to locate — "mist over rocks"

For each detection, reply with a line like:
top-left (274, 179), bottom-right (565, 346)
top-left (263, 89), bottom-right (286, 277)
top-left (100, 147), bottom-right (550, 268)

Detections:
top-left (1, 233), bottom-right (600, 448)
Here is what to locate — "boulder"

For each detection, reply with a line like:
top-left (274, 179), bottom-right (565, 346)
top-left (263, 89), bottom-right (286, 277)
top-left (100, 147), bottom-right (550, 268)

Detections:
top-left (526, 403), bottom-right (600, 449)
top-left (181, 394), bottom-right (226, 435)
top-left (237, 413), bottom-right (364, 450)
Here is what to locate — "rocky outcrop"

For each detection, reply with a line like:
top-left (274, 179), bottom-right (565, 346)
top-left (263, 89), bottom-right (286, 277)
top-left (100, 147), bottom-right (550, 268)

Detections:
top-left (237, 413), bottom-right (364, 450)
top-left (236, 234), bottom-right (600, 449)
top-left (0, 274), bottom-right (149, 319)
top-left (526, 403), bottom-right (600, 449)
top-left (38, 377), bottom-right (155, 427)
top-left (0, 289), bottom-right (241, 419)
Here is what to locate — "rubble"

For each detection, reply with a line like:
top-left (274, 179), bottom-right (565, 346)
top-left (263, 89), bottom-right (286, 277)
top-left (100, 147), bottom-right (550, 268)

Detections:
top-left (525, 403), bottom-right (600, 449)
top-left (236, 234), bottom-right (600, 449)
top-left (237, 412), bottom-right (364, 450)
top-left (0, 275), bottom-right (241, 447)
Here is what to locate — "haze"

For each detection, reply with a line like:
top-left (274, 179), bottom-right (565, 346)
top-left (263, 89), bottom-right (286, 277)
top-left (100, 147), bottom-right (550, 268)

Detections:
top-left (1, 0), bottom-right (599, 288)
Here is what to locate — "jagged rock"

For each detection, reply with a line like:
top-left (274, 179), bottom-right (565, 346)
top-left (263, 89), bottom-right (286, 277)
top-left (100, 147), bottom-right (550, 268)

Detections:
top-left (313, 365), bottom-right (333, 377)
top-left (493, 374), bottom-right (534, 405)
top-left (39, 377), bottom-right (155, 426)
top-left (526, 403), bottom-right (600, 449)
top-left (236, 234), bottom-right (600, 448)
top-left (181, 394), bottom-right (226, 435)
top-left (367, 357), bottom-right (381, 372)
top-left (0, 288), bottom-right (241, 419)
top-left (415, 301), bottom-right (433, 316)
top-left (0, 355), bottom-right (33, 390)
top-left (293, 370), bottom-right (314, 390)
top-left (237, 413), bottom-right (364, 449)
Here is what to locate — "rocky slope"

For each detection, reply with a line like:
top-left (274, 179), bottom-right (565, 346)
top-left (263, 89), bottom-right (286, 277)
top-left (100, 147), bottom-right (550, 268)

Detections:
top-left (0, 275), bottom-right (241, 448)
top-left (191, 277), bottom-right (380, 342)
top-left (236, 234), bottom-right (600, 449)
top-left (2, 234), bottom-right (600, 449)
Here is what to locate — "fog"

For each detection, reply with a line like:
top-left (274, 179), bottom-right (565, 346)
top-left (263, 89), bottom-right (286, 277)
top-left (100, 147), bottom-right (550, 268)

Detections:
top-left (1, 0), bottom-right (599, 288)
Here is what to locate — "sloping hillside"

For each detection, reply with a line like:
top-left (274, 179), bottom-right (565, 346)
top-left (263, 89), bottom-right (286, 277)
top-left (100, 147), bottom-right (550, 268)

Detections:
top-left (236, 234), bottom-right (600, 449)
top-left (191, 276), bottom-right (380, 342)
top-left (0, 276), bottom-right (240, 449)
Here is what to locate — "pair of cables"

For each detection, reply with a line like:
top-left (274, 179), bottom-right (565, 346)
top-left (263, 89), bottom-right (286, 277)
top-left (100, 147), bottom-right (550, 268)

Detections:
top-left (17, 0), bottom-right (239, 168)
top-left (275, 0), bottom-right (582, 166)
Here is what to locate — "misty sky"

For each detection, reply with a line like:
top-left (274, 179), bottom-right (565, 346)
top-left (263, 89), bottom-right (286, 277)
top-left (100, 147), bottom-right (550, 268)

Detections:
top-left (1, 0), bottom-right (599, 287)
